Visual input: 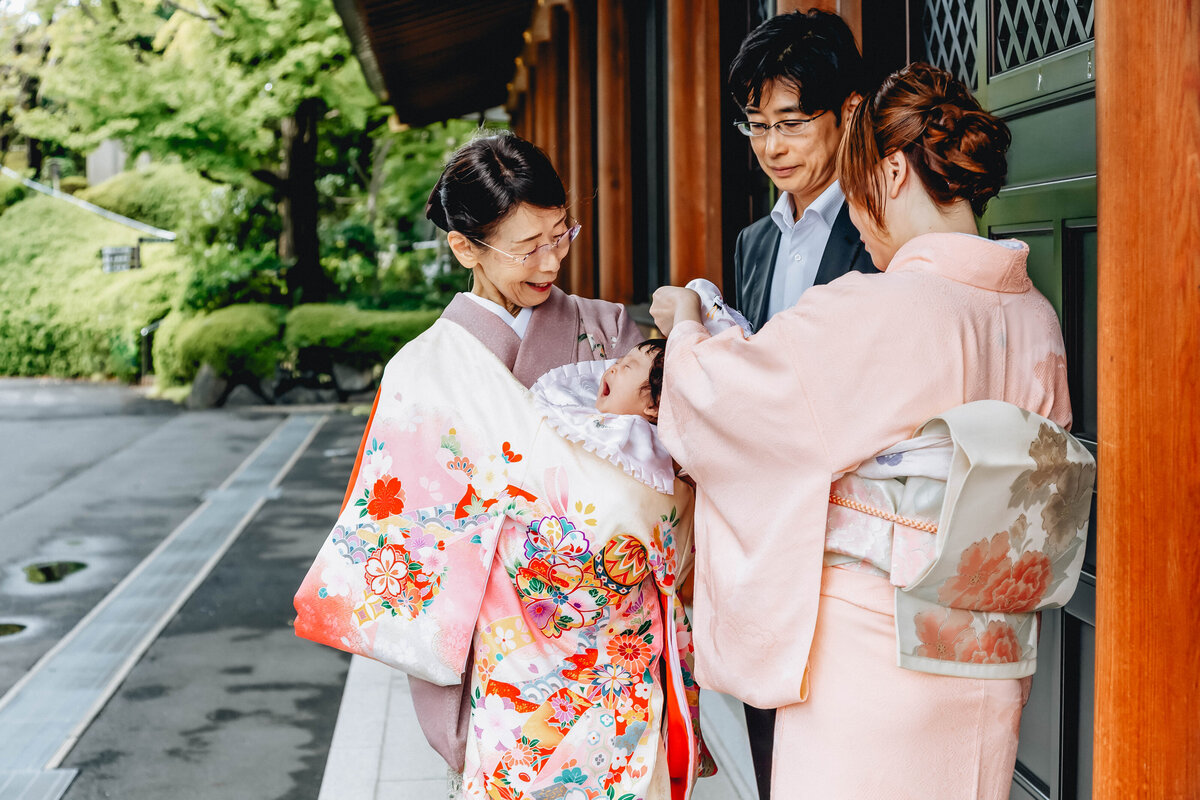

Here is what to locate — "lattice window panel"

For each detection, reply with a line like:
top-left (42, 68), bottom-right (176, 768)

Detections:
top-left (993, 0), bottom-right (1095, 73)
top-left (921, 0), bottom-right (978, 90)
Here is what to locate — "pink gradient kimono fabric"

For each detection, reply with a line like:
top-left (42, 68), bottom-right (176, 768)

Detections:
top-left (659, 232), bottom-right (1071, 798)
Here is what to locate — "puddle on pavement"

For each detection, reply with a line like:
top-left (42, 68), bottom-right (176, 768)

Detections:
top-left (0, 622), bottom-right (27, 636)
top-left (24, 560), bottom-right (88, 584)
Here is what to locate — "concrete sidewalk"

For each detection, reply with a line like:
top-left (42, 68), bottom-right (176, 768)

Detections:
top-left (319, 656), bottom-right (759, 800)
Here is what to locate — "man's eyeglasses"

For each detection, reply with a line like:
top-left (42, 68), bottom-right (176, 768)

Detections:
top-left (473, 222), bottom-right (582, 265)
top-left (733, 110), bottom-right (828, 137)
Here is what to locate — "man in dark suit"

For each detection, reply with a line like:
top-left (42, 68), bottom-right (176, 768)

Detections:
top-left (730, 10), bottom-right (878, 334)
top-left (725, 10), bottom-right (878, 799)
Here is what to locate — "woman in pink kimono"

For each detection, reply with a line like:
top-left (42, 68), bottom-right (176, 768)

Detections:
top-left (650, 63), bottom-right (1073, 798)
top-left (307, 134), bottom-right (708, 799)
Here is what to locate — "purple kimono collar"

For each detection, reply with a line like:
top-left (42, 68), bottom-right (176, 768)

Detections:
top-left (441, 287), bottom-right (583, 388)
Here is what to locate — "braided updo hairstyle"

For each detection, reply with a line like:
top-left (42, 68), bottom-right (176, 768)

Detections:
top-left (838, 62), bottom-right (1011, 229)
top-left (425, 133), bottom-right (566, 242)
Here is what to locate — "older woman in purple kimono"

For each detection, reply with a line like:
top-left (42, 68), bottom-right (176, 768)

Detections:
top-left (333, 135), bottom-right (709, 797)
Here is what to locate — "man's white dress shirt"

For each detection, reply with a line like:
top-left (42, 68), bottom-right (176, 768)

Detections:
top-left (766, 181), bottom-right (845, 319)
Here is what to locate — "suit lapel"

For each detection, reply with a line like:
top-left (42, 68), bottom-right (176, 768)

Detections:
top-left (814, 202), bottom-right (868, 286)
top-left (746, 226), bottom-right (782, 331)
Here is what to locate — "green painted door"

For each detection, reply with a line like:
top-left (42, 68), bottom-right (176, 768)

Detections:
top-left (916, 1), bottom-right (1098, 798)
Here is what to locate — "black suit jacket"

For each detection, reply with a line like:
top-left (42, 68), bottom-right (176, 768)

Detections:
top-left (732, 200), bottom-right (879, 331)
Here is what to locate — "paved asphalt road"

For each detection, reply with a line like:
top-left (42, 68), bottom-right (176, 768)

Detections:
top-left (0, 379), bottom-right (361, 799)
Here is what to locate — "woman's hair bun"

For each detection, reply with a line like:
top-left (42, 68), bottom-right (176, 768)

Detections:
top-left (915, 71), bottom-right (1012, 214)
top-left (425, 175), bottom-right (450, 232)
top-left (423, 133), bottom-right (566, 241)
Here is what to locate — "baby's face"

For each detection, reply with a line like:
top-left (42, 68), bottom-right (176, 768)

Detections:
top-left (595, 347), bottom-right (656, 421)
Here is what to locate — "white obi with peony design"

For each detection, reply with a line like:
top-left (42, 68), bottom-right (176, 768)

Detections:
top-left (824, 400), bottom-right (1095, 679)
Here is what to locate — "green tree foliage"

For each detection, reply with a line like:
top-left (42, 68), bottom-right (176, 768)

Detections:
top-left (9, 0), bottom-right (382, 302)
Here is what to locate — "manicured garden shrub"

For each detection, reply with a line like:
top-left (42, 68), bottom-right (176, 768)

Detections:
top-left (78, 163), bottom-right (216, 231)
top-left (0, 194), bottom-right (181, 380)
top-left (58, 176), bottom-right (89, 195)
top-left (284, 304), bottom-right (441, 371)
top-left (0, 179), bottom-right (27, 215)
top-left (153, 304), bottom-right (285, 386)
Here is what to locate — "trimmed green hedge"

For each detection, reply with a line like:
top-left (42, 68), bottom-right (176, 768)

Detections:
top-left (153, 304), bottom-right (285, 386)
top-left (78, 163), bottom-right (216, 231)
top-left (0, 194), bottom-right (184, 380)
top-left (0, 177), bottom-right (26, 215)
top-left (153, 303), bottom-right (440, 389)
top-left (284, 304), bottom-right (441, 370)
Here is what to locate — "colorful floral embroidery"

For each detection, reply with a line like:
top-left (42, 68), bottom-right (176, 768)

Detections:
top-left (595, 535), bottom-right (649, 594)
top-left (515, 558), bottom-right (606, 638)
top-left (606, 632), bottom-right (654, 675)
top-left (526, 515), bottom-right (591, 565)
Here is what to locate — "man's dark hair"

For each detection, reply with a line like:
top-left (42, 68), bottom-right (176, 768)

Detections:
top-left (727, 10), bottom-right (866, 117)
top-left (636, 339), bottom-right (666, 417)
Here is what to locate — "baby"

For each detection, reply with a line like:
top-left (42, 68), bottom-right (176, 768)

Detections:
top-left (530, 279), bottom-right (751, 495)
top-left (594, 339), bottom-right (665, 423)
top-left (531, 338), bottom-right (675, 494)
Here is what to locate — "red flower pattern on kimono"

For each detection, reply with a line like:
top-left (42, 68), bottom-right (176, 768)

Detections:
top-left (984, 550), bottom-right (1053, 613)
top-left (966, 620), bottom-right (1021, 663)
top-left (913, 607), bottom-right (978, 661)
top-left (366, 476), bottom-right (406, 520)
top-left (607, 633), bottom-right (654, 675)
top-left (937, 532), bottom-right (1010, 607)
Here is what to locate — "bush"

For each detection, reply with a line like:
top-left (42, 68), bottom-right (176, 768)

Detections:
top-left (78, 163), bottom-right (216, 231)
top-left (0, 194), bottom-right (183, 380)
top-left (153, 304), bottom-right (284, 386)
top-left (177, 244), bottom-right (287, 313)
top-left (1, 179), bottom-right (27, 214)
top-left (284, 304), bottom-right (440, 371)
top-left (58, 176), bottom-right (89, 195)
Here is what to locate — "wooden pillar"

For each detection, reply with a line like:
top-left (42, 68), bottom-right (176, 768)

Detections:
top-left (778, 0), bottom-right (861, 47)
top-left (566, 0), bottom-right (597, 298)
top-left (666, 0), bottom-right (722, 286)
top-left (533, 41), bottom-right (557, 163)
top-left (595, 0), bottom-right (633, 304)
top-left (1094, 4), bottom-right (1200, 799)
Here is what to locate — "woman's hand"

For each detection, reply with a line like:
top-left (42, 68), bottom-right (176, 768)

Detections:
top-left (650, 286), bottom-right (703, 337)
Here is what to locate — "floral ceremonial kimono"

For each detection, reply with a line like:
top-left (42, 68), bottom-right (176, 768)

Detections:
top-left (296, 291), bottom-right (709, 798)
top-left (658, 233), bottom-right (1072, 799)
top-left (348, 287), bottom-right (645, 770)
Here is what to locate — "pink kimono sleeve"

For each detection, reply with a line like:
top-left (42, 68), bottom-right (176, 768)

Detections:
top-left (657, 278), bottom-right (970, 707)
top-left (658, 318), bottom-right (837, 707)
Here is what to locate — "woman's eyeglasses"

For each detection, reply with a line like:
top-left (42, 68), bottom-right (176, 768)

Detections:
top-left (733, 110), bottom-right (828, 137)
top-left (473, 223), bottom-right (582, 265)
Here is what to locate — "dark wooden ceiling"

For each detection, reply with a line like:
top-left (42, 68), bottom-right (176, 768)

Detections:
top-left (334, 0), bottom-right (537, 126)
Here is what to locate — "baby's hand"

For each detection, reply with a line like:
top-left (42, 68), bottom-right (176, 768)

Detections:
top-left (649, 286), bottom-right (702, 337)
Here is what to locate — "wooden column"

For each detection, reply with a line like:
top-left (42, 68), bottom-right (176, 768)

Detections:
top-left (567, 0), bottom-right (597, 298)
top-left (534, 41), bottom-right (558, 163)
top-left (1094, 3), bottom-right (1200, 799)
top-left (665, 0), bottom-right (723, 286)
top-left (595, 0), bottom-right (633, 303)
